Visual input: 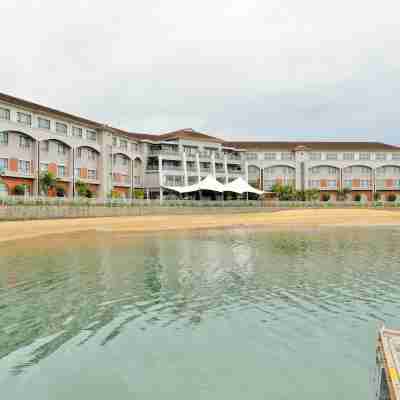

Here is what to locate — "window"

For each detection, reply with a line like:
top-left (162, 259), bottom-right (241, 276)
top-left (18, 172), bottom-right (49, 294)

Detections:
top-left (57, 143), bottom-right (67, 155)
top-left (361, 167), bottom-right (371, 174)
top-left (40, 163), bottom-right (49, 172)
top-left (131, 143), bottom-right (138, 152)
top-left (76, 148), bottom-right (83, 159)
top-left (328, 167), bottom-right (337, 175)
top-left (38, 117), bottom-right (50, 130)
top-left (0, 132), bottom-right (8, 145)
top-left (264, 152), bottom-right (276, 161)
top-left (309, 152), bottom-right (322, 161)
top-left (18, 160), bottom-right (30, 174)
top-left (311, 167), bottom-right (320, 174)
top-left (246, 153), bottom-right (258, 160)
top-left (309, 180), bottom-right (319, 188)
top-left (359, 152), bottom-right (371, 161)
top-left (40, 141), bottom-right (49, 152)
top-left (74, 168), bottom-right (80, 178)
top-left (72, 126), bottom-right (83, 138)
top-left (392, 153), bottom-right (400, 161)
top-left (120, 139), bottom-right (128, 150)
top-left (56, 122), bottom-right (68, 135)
top-left (360, 179), bottom-right (370, 188)
top-left (343, 167), bottom-right (352, 174)
top-left (134, 176), bottom-right (141, 186)
top-left (88, 149), bottom-right (97, 161)
top-left (57, 165), bottom-right (66, 177)
top-left (375, 153), bottom-right (387, 161)
top-left (281, 152), bottom-right (293, 161)
top-left (326, 153), bottom-right (338, 161)
top-left (88, 169), bottom-right (97, 180)
top-left (17, 112), bottom-right (31, 126)
top-left (343, 152), bottom-right (355, 161)
top-left (0, 107), bottom-right (10, 120)
top-left (112, 137), bottom-right (118, 146)
top-left (19, 135), bottom-right (31, 149)
top-left (0, 158), bottom-right (8, 171)
top-left (344, 180), bottom-right (352, 188)
top-left (122, 156), bottom-right (128, 166)
top-left (87, 130), bottom-right (97, 142)
top-left (328, 180), bottom-right (337, 188)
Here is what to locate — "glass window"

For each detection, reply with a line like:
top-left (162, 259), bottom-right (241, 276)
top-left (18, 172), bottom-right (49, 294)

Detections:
top-left (360, 179), bottom-right (370, 188)
top-left (0, 107), bottom-right (10, 120)
top-left (328, 167), bottom-right (337, 175)
top-left (19, 135), bottom-right (31, 149)
top-left (0, 158), bottom-right (8, 171)
top-left (57, 165), bottom-right (66, 177)
top-left (392, 153), bottom-right (400, 161)
top-left (38, 117), bottom-right (50, 130)
top-left (343, 167), bottom-right (352, 174)
top-left (74, 168), bottom-right (80, 178)
top-left (309, 152), bottom-right (322, 161)
top-left (76, 148), bottom-right (83, 159)
top-left (344, 180), bottom-right (352, 188)
top-left (375, 153), bottom-right (386, 161)
top-left (311, 167), bottom-right (320, 174)
top-left (326, 153), bottom-right (338, 161)
top-left (0, 132), bottom-right (8, 145)
top-left (88, 149), bottom-right (97, 160)
top-left (17, 112), bottom-right (31, 126)
top-left (328, 180), bottom-right (337, 188)
top-left (56, 122), bottom-right (68, 135)
top-left (40, 163), bottom-right (49, 172)
top-left (72, 126), bottom-right (83, 138)
top-left (87, 130), bottom-right (97, 142)
top-left (264, 152), bottom-right (276, 161)
top-left (281, 152), bottom-right (293, 161)
top-left (18, 160), bottom-right (30, 174)
top-left (343, 152), bottom-right (354, 161)
top-left (246, 153), bottom-right (258, 160)
top-left (57, 143), bottom-right (67, 155)
top-left (361, 167), bottom-right (371, 174)
top-left (120, 139), bottom-right (128, 150)
top-left (88, 169), bottom-right (97, 180)
top-left (359, 152), bottom-right (371, 161)
top-left (112, 137), bottom-right (118, 146)
top-left (40, 141), bottom-right (49, 152)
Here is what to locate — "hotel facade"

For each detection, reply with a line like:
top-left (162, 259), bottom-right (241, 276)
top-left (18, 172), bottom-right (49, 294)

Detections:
top-left (0, 92), bottom-right (400, 201)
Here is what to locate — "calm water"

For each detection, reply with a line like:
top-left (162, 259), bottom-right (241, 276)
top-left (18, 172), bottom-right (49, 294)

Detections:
top-left (1, 227), bottom-right (400, 399)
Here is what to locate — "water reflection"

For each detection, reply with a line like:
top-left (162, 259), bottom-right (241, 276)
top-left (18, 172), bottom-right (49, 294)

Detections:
top-left (1, 227), bottom-right (400, 399)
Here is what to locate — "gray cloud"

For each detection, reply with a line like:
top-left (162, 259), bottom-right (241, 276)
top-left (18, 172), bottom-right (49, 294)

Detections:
top-left (1, 0), bottom-right (400, 143)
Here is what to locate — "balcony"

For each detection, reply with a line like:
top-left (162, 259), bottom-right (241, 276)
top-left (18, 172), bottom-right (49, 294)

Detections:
top-left (150, 148), bottom-right (180, 156)
top-left (227, 154), bottom-right (242, 162)
top-left (162, 165), bottom-right (183, 171)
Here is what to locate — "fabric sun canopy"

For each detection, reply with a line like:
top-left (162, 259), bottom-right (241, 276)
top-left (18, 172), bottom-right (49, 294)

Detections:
top-left (163, 175), bottom-right (225, 194)
top-left (163, 175), bottom-right (263, 195)
top-left (223, 177), bottom-right (264, 195)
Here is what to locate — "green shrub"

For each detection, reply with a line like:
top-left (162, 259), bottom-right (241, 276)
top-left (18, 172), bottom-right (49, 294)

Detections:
top-left (14, 184), bottom-right (27, 196)
top-left (321, 193), bottom-right (330, 202)
top-left (387, 193), bottom-right (397, 202)
top-left (354, 194), bottom-right (362, 202)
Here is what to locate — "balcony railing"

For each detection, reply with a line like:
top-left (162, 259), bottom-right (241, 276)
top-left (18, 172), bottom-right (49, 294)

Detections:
top-left (227, 154), bottom-right (242, 161)
top-left (150, 148), bottom-right (180, 156)
top-left (162, 165), bottom-right (183, 171)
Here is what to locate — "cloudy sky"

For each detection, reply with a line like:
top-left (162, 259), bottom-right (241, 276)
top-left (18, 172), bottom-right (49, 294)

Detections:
top-left (1, 0), bottom-right (400, 142)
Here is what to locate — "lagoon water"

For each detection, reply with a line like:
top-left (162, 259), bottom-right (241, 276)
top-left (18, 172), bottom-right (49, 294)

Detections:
top-left (1, 227), bottom-right (400, 399)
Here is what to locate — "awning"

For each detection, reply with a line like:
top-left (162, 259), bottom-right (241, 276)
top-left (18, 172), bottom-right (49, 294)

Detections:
top-left (223, 177), bottom-right (264, 195)
top-left (163, 175), bottom-right (263, 195)
top-left (163, 175), bottom-right (225, 193)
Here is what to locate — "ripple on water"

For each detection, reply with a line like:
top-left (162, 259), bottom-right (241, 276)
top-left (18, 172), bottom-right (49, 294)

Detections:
top-left (0, 227), bottom-right (399, 399)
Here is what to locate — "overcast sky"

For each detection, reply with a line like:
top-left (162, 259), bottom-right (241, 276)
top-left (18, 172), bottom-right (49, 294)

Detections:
top-left (1, 0), bottom-right (400, 143)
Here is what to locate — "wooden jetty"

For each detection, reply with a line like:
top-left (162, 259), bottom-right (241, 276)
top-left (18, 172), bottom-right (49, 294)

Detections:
top-left (376, 327), bottom-right (400, 400)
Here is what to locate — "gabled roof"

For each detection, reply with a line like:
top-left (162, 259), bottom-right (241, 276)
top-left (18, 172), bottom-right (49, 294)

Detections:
top-left (157, 128), bottom-right (224, 143)
top-left (0, 92), bottom-right (102, 129)
top-left (225, 141), bottom-right (400, 151)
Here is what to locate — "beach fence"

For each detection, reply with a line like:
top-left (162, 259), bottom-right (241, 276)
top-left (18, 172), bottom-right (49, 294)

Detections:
top-left (0, 195), bottom-right (399, 221)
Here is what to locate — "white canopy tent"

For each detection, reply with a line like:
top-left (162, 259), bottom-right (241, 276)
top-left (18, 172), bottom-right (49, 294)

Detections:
top-left (163, 175), bottom-right (225, 194)
top-left (223, 177), bottom-right (264, 195)
top-left (163, 175), bottom-right (263, 196)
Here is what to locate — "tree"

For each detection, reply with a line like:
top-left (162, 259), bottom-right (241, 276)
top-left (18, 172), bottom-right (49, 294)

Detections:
top-left (40, 171), bottom-right (56, 195)
top-left (304, 188), bottom-right (320, 201)
top-left (271, 184), bottom-right (296, 200)
top-left (14, 184), bottom-right (27, 196)
top-left (132, 188), bottom-right (145, 199)
top-left (75, 180), bottom-right (92, 198)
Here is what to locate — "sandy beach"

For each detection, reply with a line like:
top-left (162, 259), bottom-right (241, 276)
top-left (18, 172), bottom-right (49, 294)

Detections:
top-left (0, 209), bottom-right (399, 243)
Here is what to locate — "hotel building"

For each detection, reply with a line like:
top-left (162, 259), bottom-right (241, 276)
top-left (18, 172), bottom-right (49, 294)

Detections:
top-left (0, 92), bottom-right (400, 201)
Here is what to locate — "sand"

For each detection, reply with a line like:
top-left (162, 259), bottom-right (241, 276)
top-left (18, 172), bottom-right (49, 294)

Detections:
top-left (0, 209), bottom-right (399, 243)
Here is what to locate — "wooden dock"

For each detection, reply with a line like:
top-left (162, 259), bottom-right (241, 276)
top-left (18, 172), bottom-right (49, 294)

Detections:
top-left (376, 327), bottom-right (400, 400)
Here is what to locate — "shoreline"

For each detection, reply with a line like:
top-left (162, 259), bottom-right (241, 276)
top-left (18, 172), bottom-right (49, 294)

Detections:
top-left (0, 209), bottom-right (400, 243)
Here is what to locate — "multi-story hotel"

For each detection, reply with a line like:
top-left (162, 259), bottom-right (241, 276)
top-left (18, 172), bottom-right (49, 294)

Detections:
top-left (0, 92), bottom-right (400, 201)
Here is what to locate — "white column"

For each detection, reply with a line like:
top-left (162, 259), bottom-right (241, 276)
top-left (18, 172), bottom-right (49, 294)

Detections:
top-left (196, 153), bottom-right (201, 182)
top-left (182, 153), bottom-right (188, 185)
top-left (224, 154), bottom-right (228, 184)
